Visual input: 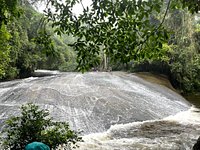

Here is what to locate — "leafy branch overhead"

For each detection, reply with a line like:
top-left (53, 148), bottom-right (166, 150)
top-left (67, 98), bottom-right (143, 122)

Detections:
top-left (1, 0), bottom-right (199, 73)
top-left (45, 0), bottom-right (171, 72)
top-left (180, 0), bottom-right (200, 13)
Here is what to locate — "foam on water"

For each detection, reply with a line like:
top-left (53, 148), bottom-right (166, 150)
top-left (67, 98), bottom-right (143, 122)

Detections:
top-left (164, 106), bottom-right (200, 124)
top-left (77, 107), bottom-right (200, 150)
top-left (0, 71), bottom-right (196, 149)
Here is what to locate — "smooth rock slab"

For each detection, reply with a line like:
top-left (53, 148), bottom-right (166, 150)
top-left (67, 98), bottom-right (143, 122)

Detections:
top-left (0, 72), bottom-right (190, 134)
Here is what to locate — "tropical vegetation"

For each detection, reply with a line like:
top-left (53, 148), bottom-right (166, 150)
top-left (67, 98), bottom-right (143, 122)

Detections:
top-left (0, 1), bottom-right (200, 88)
top-left (0, 103), bottom-right (82, 149)
top-left (0, 0), bottom-right (200, 149)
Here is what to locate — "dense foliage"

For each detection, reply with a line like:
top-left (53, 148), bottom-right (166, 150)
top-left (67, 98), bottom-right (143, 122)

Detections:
top-left (0, 0), bottom-right (200, 93)
top-left (131, 8), bottom-right (200, 93)
top-left (170, 18), bottom-right (200, 93)
top-left (0, 0), bottom-right (21, 27)
top-left (0, 24), bottom-right (11, 78)
top-left (0, 103), bottom-right (82, 150)
top-left (43, 0), bottom-right (199, 72)
top-left (45, 0), bottom-right (170, 72)
top-left (0, 1), bottom-right (77, 80)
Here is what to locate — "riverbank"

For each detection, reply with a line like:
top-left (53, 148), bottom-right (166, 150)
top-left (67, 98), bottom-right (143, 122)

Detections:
top-left (134, 72), bottom-right (177, 92)
top-left (134, 72), bottom-right (200, 108)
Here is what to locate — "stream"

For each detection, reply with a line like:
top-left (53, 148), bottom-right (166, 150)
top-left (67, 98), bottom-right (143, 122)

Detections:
top-left (0, 71), bottom-right (199, 149)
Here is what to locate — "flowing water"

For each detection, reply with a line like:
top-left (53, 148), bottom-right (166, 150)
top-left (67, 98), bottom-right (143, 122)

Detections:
top-left (0, 71), bottom-right (199, 149)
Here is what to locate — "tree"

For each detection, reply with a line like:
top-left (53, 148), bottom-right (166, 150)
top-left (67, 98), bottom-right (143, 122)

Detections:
top-left (168, 13), bottom-right (200, 93)
top-left (44, 0), bottom-right (169, 72)
top-left (3, 4), bottom-right (47, 79)
top-left (0, 24), bottom-right (11, 79)
top-left (0, 103), bottom-right (82, 150)
top-left (130, 3), bottom-right (200, 93)
top-left (0, 0), bottom-right (22, 27)
top-left (42, 0), bottom-right (200, 72)
top-left (180, 0), bottom-right (200, 13)
top-left (0, 0), bottom-right (79, 80)
top-left (1, 0), bottom-right (200, 74)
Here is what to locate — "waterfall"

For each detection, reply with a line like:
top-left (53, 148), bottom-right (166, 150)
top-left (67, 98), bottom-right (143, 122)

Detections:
top-left (0, 71), bottom-right (198, 149)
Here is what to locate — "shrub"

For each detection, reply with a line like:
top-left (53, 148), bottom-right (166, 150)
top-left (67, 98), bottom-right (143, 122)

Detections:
top-left (0, 103), bottom-right (82, 150)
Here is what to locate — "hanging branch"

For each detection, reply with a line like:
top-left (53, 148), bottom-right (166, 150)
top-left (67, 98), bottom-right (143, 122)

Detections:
top-left (80, 0), bottom-right (86, 11)
top-left (157, 0), bottom-right (171, 29)
top-left (138, 0), bottom-right (171, 51)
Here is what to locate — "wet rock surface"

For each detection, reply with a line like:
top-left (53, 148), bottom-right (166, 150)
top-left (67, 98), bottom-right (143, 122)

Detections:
top-left (0, 72), bottom-right (190, 134)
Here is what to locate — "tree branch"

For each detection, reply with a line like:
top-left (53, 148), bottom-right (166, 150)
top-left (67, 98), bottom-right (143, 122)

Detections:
top-left (138, 0), bottom-right (171, 51)
top-left (157, 0), bottom-right (171, 29)
top-left (80, 0), bottom-right (86, 12)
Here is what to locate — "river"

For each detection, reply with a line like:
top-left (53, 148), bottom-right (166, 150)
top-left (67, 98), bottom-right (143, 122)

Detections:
top-left (0, 71), bottom-right (199, 149)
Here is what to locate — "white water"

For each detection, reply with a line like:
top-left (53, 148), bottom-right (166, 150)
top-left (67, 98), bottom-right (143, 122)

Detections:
top-left (77, 107), bottom-right (200, 150)
top-left (0, 71), bottom-right (198, 149)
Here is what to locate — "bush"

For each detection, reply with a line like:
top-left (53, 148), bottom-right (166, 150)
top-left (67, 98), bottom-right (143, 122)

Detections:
top-left (169, 45), bottom-right (200, 93)
top-left (4, 67), bottom-right (19, 80)
top-left (0, 103), bottom-right (82, 150)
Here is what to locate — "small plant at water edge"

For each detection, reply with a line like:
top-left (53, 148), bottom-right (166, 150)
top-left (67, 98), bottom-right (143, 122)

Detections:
top-left (0, 103), bottom-right (82, 150)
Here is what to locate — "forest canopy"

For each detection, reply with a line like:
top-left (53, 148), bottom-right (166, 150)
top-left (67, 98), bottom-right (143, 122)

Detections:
top-left (0, 0), bottom-right (77, 80)
top-left (0, 0), bottom-right (200, 93)
top-left (42, 0), bottom-right (200, 72)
